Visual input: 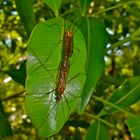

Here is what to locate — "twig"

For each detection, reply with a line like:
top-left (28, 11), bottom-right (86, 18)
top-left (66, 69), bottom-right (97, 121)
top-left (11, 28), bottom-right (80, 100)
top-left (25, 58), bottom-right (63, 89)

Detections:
top-left (2, 90), bottom-right (25, 101)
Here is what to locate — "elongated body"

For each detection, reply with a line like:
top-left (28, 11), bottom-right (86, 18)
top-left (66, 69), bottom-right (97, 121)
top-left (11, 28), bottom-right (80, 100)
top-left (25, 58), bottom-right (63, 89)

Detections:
top-left (56, 31), bottom-right (73, 100)
top-left (56, 56), bottom-right (70, 100)
top-left (63, 31), bottom-right (73, 57)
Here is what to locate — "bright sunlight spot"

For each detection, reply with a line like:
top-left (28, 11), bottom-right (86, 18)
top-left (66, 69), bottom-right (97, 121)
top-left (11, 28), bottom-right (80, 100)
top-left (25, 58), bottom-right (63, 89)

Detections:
top-left (3, 77), bottom-right (12, 83)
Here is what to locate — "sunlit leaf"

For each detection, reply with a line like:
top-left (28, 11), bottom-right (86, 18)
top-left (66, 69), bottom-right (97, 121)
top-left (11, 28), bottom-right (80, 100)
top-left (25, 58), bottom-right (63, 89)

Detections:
top-left (25, 17), bottom-right (86, 137)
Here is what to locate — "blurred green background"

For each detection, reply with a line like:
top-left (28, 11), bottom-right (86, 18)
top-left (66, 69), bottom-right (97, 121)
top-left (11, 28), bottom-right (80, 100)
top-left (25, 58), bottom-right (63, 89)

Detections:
top-left (0, 0), bottom-right (140, 139)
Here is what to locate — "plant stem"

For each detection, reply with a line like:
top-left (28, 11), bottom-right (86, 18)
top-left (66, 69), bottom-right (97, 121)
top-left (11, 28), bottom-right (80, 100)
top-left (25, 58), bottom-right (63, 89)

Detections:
top-left (108, 27), bottom-right (140, 50)
top-left (94, 0), bottom-right (137, 15)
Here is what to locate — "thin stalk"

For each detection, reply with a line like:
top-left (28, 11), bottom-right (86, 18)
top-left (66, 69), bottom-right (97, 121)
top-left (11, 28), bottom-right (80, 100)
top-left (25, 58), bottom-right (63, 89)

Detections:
top-left (108, 27), bottom-right (140, 50)
top-left (94, 0), bottom-right (137, 16)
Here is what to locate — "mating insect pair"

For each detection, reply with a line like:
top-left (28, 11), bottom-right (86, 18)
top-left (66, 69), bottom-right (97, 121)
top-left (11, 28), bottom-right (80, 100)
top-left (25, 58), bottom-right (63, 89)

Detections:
top-left (56, 31), bottom-right (73, 100)
top-left (25, 18), bottom-right (86, 137)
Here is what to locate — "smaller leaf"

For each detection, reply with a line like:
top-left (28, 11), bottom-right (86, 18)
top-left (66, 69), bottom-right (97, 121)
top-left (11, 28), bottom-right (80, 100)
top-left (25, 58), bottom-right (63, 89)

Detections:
top-left (104, 76), bottom-right (140, 113)
top-left (6, 61), bottom-right (26, 85)
top-left (85, 120), bottom-right (110, 140)
top-left (43, 0), bottom-right (62, 16)
top-left (15, 0), bottom-right (36, 36)
top-left (76, 17), bottom-right (108, 112)
top-left (0, 100), bottom-right (12, 138)
top-left (126, 116), bottom-right (140, 138)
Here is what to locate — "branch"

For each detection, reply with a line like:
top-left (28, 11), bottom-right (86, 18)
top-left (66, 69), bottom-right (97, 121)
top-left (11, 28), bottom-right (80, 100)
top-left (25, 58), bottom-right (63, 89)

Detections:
top-left (2, 90), bottom-right (25, 101)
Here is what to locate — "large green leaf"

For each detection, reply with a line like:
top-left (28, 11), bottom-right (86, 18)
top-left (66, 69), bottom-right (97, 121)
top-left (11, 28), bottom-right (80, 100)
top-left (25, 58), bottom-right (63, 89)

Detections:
top-left (43, 0), bottom-right (62, 16)
top-left (85, 120), bottom-right (110, 140)
top-left (15, 0), bottom-right (36, 37)
top-left (0, 100), bottom-right (12, 138)
top-left (103, 76), bottom-right (140, 113)
top-left (76, 17), bottom-right (108, 112)
top-left (126, 116), bottom-right (140, 139)
top-left (25, 17), bottom-right (86, 137)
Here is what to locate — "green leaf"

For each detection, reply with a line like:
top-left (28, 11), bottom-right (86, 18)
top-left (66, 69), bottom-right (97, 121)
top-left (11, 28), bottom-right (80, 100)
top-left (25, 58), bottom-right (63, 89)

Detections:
top-left (85, 120), bottom-right (110, 140)
top-left (43, 0), bottom-right (62, 16)
top-left (6, 61), bottom-right (26, 85)
top-left (0, 100), bottom-right (12, 138)
top-left (25, 17), bottom-right (86, 137)
top-left (76, 17), bottom-right (108, 112)
top-left (93, 95), bottom-right (136, 117)
top-left (126, 116), bottom-right (140, 138)
top-left (15, 0), bottom-right (36, 37)
top-left (78, 0), bottom-right (92, 16)
top-left (103, 76), bottom-right (140, 113)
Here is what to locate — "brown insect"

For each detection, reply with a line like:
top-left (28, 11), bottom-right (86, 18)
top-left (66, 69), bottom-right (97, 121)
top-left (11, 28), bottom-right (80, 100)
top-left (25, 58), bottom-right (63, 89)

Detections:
top-left (56, 31), bottom-right (73, 100)
top-left (63, 31), bottom-right (73, 57)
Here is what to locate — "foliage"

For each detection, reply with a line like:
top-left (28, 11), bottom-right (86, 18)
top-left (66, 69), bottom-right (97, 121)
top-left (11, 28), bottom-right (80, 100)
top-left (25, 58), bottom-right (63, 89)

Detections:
top-left (0, 0), bottom-right (140, 139)
top-left (0, 99), bottom-right (12, 138)
top-left (25, 17), bottom-right (86, 137)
